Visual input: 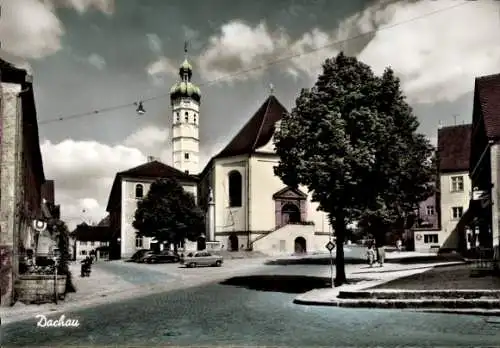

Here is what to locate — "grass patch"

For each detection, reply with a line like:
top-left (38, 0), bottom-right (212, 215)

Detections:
top-left (370, 264), bottom-right (500, 290)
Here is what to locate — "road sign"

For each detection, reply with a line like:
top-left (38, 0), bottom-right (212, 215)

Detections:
top-left (325, 241), bottom-right (335, 252)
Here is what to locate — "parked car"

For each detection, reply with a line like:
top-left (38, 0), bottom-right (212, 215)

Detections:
top-left (142, 250), bottom-right (180, 264)
top-left (137, 251), bottom-right (156, 263)
top-left (180, 251), bottom-right (223, 267)
top-left (130, 249), bottom-right (152, 262)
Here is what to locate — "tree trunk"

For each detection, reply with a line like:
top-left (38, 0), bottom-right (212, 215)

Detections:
top-left (333, 213), bottom-right (347, 286)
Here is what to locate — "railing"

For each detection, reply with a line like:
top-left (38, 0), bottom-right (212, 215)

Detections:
top-left (250, 221), bottom-right (316, 245)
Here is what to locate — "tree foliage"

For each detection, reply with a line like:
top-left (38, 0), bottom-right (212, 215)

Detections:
top-left (48, 219), bottom-right (76, 293)
top-left (132, 178), bottom-right (205, 248)
top-left (274, 52), bottom-right (434, 285)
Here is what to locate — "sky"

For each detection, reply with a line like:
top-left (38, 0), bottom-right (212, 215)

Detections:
top-left (1, 0), bottom-right (500, 229)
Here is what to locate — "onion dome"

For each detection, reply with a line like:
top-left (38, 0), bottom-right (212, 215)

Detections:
top-left (170, 81), bottom-right (201, 103)
top-left (170, 58), bottom-right (201, 103)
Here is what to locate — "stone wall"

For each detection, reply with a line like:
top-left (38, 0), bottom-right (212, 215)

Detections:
top-left (15, 274), bottom-right (67, 304)
top-left (0, 83), bottom-right (21, 306)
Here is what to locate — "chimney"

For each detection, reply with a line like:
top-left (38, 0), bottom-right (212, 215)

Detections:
top-left (147, 156), bottom-right (155, 162)
top-left (438, 121), bottom-right (443, 129)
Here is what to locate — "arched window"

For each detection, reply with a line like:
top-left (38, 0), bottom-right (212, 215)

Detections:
top-left (193, 113), bottom-right (197, 124)
top-left (135, 184), bottom-right (144, 199)
top-left (228, 170), bottom-right (242, 207)
top-left (176, 112), bottom-right (180, 123)
top-left (184, 112), bottom-right (189, 122)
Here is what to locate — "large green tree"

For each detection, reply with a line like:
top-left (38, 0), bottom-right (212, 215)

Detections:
top-left (357, 69), bottom-right (436, 244)
top-left (274, 52), bottom-right (434, 286)
top-left (132, 178), bottom-right (204, 251)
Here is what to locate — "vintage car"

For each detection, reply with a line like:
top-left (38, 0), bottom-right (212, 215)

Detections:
top-left (180, 251), bottom-right (223, 267)
top-left (142, 250), bottom-right (180, 264)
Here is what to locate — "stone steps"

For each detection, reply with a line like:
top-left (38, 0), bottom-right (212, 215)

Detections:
top-left (293, 298), bottom-right (500, 309)
top-left (338, 289), bottom-right (500, 300)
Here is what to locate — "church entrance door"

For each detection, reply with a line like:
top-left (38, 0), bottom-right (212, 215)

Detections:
top-left (294, 237), bottom-right (307, 254)
top-left (282, 203), bottom-right (301, 225)
top-left (229, 233), bottom-right (239, 251)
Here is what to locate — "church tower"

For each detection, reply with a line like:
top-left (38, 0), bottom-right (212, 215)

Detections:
top-left (169, 45), bottom-right (201, 175)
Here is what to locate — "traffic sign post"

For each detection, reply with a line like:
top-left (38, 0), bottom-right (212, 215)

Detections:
top-left (325, 241), bottom-right (336, 288)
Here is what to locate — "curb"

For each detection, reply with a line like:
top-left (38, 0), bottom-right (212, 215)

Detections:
top-left (293, 298), bottom-right (500, 309)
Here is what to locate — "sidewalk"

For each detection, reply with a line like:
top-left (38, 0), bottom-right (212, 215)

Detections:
top-left (293, 260), bottom-right (500, 315)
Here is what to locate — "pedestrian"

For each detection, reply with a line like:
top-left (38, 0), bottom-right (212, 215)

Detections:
top-left (396, 239), bottom-right (402, 251)
top-left (366, 242), bottom-right (376, 267)
top-left (375, 239), bottom-right (385, 267)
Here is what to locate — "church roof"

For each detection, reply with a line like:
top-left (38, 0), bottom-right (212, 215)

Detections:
top-left (214, 95), bottom-right (288, 159)
top-left (105, 160), bottom-right (198, 212)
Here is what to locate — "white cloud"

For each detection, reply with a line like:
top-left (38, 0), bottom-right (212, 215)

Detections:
top-left (87, 53), bottom-right (106, 70)
top-left (197, 1), bottom-right (500, 103)
top-left (146, 33), bottom-right (163, 54)
top-left (41, 138), bottom-right (146, 229)
top-left (53, 0), bottom-right (115, 15)
top-left (356, 0), bottom-right (500, 103)
top-left (123, 126), bottom-right (170, 152)
top-left (0, 0), bottom-right (114, 60)
top-left (146, 56), bottom-right (178, 85)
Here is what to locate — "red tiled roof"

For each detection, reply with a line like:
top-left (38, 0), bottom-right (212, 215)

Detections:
top-left (214, 95), bottom-right (288, 159)
top-left (437, 124), bottom-right (472, 173)
top-left (474, 73), bottom-right (500, 139)
top-left (105, 160), bottom-right (198, 211)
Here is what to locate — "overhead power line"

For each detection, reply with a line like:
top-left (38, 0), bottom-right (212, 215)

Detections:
top-left (39, 1), bottom-right (470, 126)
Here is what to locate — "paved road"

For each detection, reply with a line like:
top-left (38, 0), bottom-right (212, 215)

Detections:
top-left (2, 263), bottom-right (500, 347)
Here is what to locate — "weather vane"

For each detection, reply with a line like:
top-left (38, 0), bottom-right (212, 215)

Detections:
top-left (184, 41), bottom-right (188, 57)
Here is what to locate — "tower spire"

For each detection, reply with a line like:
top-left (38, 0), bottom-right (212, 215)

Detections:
top-left (184, 41), bottom-right (188, 59)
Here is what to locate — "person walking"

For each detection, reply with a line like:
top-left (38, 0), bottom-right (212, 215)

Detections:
top-left (375, 238), bottom-right (385, 267)
top-left (366, 242), bottom-right (376, 267)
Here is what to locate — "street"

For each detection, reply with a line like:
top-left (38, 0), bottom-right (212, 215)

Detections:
top-left (2, 260), bottom-right (500, 347)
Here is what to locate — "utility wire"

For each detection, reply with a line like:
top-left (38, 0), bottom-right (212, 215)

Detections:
top-left (39, 1), bottom-right (471, 126)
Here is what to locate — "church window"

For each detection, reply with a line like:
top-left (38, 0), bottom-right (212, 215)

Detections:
top-left (185, 112), bottom-right (189, 122)
top-left (176, 112), bottom-right (180, 123)
top-left (184, 153), bottom-right (189, 159)
top-left (228, 170), bottom-right (242, 207)
top-left (135, 184), bottom-right (144, 199)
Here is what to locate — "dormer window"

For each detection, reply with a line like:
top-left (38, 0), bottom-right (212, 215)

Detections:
top-left (184, 112), bottom-right (189, 122)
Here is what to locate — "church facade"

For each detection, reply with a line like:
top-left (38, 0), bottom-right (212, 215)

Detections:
top-left (106, 53), bottom-right (333, 258)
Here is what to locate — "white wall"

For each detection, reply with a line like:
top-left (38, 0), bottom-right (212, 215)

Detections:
top-left (75, 241), bottom-right (108, 260)
top-left (172, 98), bottom-right (200, 174)
top-left (490, 144), bottom-right (500, 259)
top-left (252, 224), bottom-right (329, 256)
top-left (120, 177), bottom-right (198, 258)
top-left (213, 156), bottom-right (248, 234)
top-left (439, 171), bottom-right (471, 249)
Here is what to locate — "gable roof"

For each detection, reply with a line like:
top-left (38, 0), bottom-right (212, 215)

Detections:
top-left (474, 73), bottom-right (500, 139)
top-left (105, 160), bottom-right (198, 211)
top-left (214, 95), bottom-right (288, 159)
top-left (437, 124), bottom-right (472, 173)
top-left (72, 223), bottom-right (112, 242)
top-left (272, 186), bottom-right (307, 199)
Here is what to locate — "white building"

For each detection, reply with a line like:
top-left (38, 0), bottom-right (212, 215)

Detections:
top-left (414, 124), bottom-right (472, 252)
top-left (106, 161), bottom-right (198, 259)
top-left (106, 54), bottom-right (332, 259)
